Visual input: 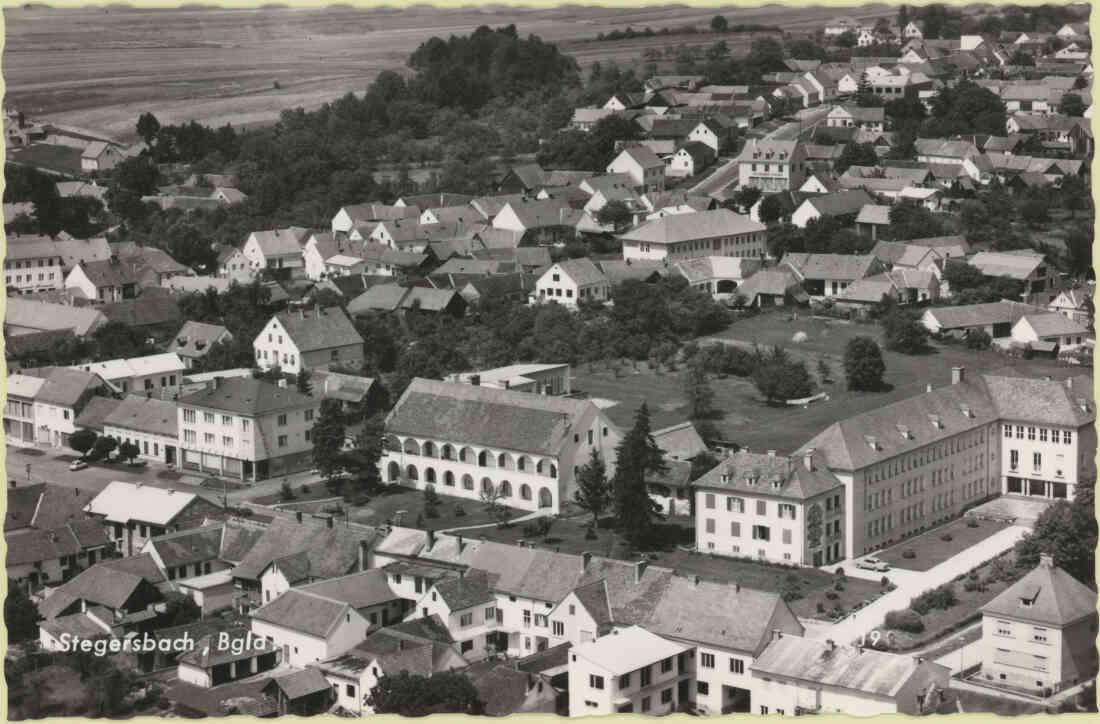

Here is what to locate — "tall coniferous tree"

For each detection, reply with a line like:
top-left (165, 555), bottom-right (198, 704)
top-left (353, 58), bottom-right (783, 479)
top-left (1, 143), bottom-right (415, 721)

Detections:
top-left (612, 403), bottom-right (667, 548)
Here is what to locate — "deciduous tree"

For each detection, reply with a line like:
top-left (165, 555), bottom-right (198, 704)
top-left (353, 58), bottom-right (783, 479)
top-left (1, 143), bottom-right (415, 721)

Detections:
top-left (574, 448), bottom-right (612, 529)
top-left (844, 336), bottom-right (885, 391)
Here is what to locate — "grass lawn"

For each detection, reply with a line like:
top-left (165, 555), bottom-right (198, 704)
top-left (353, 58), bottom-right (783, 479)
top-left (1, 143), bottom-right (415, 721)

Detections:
top-left (575, 311), bottom-right (1075, 454)
top-left (876, 517), bottom-right (1012, 572)
top-left (879, 550), bottom-right (1022, 651)
top-left (250, 483), bottom-right (343, 506)
top-left (347, 488), bottom-right (527, 530)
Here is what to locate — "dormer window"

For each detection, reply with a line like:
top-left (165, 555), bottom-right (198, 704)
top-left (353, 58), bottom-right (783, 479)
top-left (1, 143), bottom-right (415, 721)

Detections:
top-left (929, 415), bottom-right (942, 430)
top-left (896, 424), bottom-right (911, 440)
top-left (864, 435), bottom-right (879, 451)
top-left (959, 404), bottom-right (972, 418)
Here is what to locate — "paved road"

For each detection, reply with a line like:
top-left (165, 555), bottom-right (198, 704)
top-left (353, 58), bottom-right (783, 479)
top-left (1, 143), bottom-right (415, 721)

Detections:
top-left (689, 156), bottom-right (739, 196)
top-left (687, 105), bottom-right (835, 197)
top-left (801, 525), bottom-right (1029, 646)
top-left (4, 444), bottom-right (323, 505)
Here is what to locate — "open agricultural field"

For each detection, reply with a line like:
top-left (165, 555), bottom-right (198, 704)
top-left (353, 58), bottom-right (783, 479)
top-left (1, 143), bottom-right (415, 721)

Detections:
top-left (2, 4), bottom-right (892, 141)
top-left (575, 311), bottom-right (1076, 454)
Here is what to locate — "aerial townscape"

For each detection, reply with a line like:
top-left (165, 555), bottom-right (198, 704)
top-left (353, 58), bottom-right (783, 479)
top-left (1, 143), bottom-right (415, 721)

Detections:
top-left (2, 2), bottom-right (1097, 719)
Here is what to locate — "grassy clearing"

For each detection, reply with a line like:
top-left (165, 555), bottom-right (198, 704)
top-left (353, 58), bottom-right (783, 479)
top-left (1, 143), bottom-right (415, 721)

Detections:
top-left (576, 311), bottom-right (1073, 455)
top-left (347, 488), bottom-right (527, 530)
top-left (877, 517), bottom-right (1011, 572)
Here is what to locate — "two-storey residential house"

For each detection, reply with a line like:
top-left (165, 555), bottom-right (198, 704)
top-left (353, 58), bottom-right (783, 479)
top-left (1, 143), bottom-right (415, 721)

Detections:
top-left (216, 246), bottom-right (252, 281)
top-left (177, 376), bottom-right (320, 481)
top-left (249, 588), bottom-right (371, 668)
top-left (4, 373), bottom-right (43, 447)
top-left (619, 208), bottom-right (767, 262)
top-left (7, 520), bottom-right (112, 591)
top-left (84, 481), bottom-right (223, 557)
top-left (408, 569), bottom-right (501, 660)
top-left (72, 352), bottom-right (184, 397)
top-left (606, 146), bottom-right (666, 193)
top-left (24, 367), bottom-right (106, 448)
top-left (380, 378), bottom-right (622, 514)
top-left (241, 228), bottom-right (310, 278)
top-left (533, 259), bottom-right (611, 308)
top-left (568, 626), bottom-right (694, 716)
top-left (253, 307), bottom-right (364, 376)
top-left (4, 235), bottom-right (65, 294)
top-left (64, 257), bottom-right (142, 302)
top-left (737, 139), bottom-right (808, 193)
top-left (692, 450), bottom-right (846, 567)
top-left (979, 555), bottom-right (1098, 694)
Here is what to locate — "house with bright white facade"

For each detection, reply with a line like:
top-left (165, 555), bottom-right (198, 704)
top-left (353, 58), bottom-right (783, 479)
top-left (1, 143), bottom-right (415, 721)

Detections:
top-left (253, 307), bottom-right (364, 376)
top-left (379, 378), bottom-right (622, 514)
top-left (692, 449), bottom-right (847, 567)
top-left (71, 352), bottom-right (184, 397)
top-left (445, 363), bottom-right (572, 395)
top-left (606, 146), bottom-right (666, 193)
top-left (177, 376), bottom-right (320, 481)
top-left (618, 209), bottom-right (766, 262)
top-left (736, 139), bottom-right (807, 193)
top-left (568, 626), bottom-right (695, 716)
top-left (978, 554), bottom-right (1098, 694)
top-left (533, 259), bottom-right (610, 308)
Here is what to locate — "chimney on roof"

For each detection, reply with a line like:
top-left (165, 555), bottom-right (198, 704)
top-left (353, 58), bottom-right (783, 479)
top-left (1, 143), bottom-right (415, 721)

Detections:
top-left (470, 374), bottom-right (480, 386)
top-left (826, 639), bottom-right (836, 651)
top-left (326, 515), bottom-right (334, 529)
top-left (951, 366), bottom-right (965, 385)
top-left (358, 539), bottom-right (369, 571)
top-left (1039, 553), bottom-right (1054, 569)
top-left (582, 551), bottom-right (593, 570)
top-left (803, 449), bottom-right (815, 471)
top-left (427, 529), bottom-right (436, 550)
top-left (772, 628), bottom-right (782, 642)
top-left (633, 559), bottom-right (648, 584)
top-left (926, 383), bottom-right (933, 393)
top-left (693, 575), bottom-right (701, 586)
top-left (456, 534), bottom-right (465, 553)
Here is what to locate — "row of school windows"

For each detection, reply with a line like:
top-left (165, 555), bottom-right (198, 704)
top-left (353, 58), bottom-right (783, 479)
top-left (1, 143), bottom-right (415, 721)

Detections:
top-left (702, 495), bottom-right (799, 519)
top-left (864, 428), bottom-right (988, 485)
top-left (1004, 425), bottom-right (1073, 444)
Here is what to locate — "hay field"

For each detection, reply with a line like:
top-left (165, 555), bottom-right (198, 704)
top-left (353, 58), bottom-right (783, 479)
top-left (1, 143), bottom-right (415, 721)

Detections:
top-left (2, 4), bottom-right (892, 141)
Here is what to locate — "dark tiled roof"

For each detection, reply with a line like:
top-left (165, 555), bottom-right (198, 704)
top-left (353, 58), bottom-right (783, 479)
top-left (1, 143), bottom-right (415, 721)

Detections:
top-left (690, 451), bottom-right (843, 500)
top-left (982, 558), bottom-right (1097, 626)
top-left (231, 516), bottom-right (378, 582)
top-left (177, 377), bottom-right (317, 416)
top-left (251, 589), bottom-right (350, 637)
top-left (275, 306), bottom-right (363, 353)
top-left (149, 525), bottom-right (223, 568)
top-left (6, 520), bottom-right (109, 566)
top-left (385, 378), bottom-right (598, 456)
top-left (73, 395), bottom-right (123, 432)
top-left (299, 568), bottom-right (399, 609)
top-left (435, 569), bottom-right (496, 610)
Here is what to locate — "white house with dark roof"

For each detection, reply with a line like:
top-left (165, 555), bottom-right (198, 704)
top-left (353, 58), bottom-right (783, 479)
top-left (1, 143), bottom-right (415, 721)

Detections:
top-left (1011, 313), bottom-right (1091, 351)
top-left (790, 190), bottom-right (876, 229)
top-left (781, 253), bottom-right (885, 298)
top-left (606, 146), bottom-right (666, 192)
top-left (751, 636), bottom-right (951, 715)
top-left (1046, 287), bottom-right (1092, 326)
top-left (968, 251), bottom-right (1057, 300)
top-left (23, 367), bottom-right (108, 448)
top-left (826, 104), bottom-right (887, 132)
top-left (80, 140), bottom-right (124, 172)
top-left (619, 208), bottom-right (766, 262)
top-left (177, 376), bottom-right (321, 481)
top-left (253, 306), bottom-right (364, 375)
top-left (250, 588), bottom-right (372, 668)
top-left (406, 569), bottom-right (500, 660)
top-left (71, 351), bottom-right (185, 397)
top-left (4, 235), bottom-right (66, 293)
top-left (692, 450), bottom-right (846, 566)
top-left (978, 554), bottom-right (1098, 693)
top-left (379, 378), bottom-right (622, 514)
top-left (241, 228), bottom-right (310, 276)
top-left (673, 256), bottom-right (763, 299)
top-left (533, 259), bottom-right (610, 308)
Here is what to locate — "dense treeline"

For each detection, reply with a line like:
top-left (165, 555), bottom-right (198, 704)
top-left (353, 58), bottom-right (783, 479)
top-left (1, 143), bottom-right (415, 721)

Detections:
top-left (595, 21), bottom-right (781, 42)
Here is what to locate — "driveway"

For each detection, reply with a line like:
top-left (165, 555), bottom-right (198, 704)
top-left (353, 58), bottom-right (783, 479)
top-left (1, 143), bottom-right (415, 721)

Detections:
top-left (801, 525), bottom-right (1029, 645)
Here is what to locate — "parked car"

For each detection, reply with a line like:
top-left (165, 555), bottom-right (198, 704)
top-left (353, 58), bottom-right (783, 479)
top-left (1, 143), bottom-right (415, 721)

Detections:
top-left (69, 460), bottom-right (88, 471)
top-left (856, 556), bottom-right (890, 572)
